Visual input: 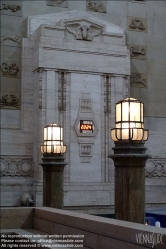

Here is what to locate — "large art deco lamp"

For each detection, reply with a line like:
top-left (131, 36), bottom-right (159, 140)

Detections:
top-left (109, 98), bottom-right (150, 224)
top-left (40, 123), bottom-right (66, 209)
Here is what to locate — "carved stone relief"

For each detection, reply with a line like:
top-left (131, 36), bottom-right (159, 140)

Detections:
top-left (65, 21), bottom-right (102, 41)
top-left (131, 73), bottom-right (147, 88)
top-left (46, 0), bottom-right (68, 8)
top-left (0, 3), bottom-right (21, 12)
top-left (86, 1), bottom-right (106, 13)
top-left (1, 62), bottom-right (19, 77)
top-left (128, 45), bottom-right (147, 59)
top-left (58, 71), bottom-right (66, 111)
top-left (0, 93), bottom-right (20, 109)
top-left (0, 158), bottom-right (33, 177)
top-left (0, 34), bottom-right (20, 44)
top-left (145, 160), bottom-right (166, 177)
top-left (128, 17), bottom-right (146, 32)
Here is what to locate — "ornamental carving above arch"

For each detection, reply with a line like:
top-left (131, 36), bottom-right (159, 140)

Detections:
top-left (65, 21), bottom-right (103, 41)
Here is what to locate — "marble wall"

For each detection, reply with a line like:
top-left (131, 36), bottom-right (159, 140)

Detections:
top-left (1, 1), bottom-right (166, 213)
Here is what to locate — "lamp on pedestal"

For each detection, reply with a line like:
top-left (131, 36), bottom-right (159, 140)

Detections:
top-left (110, 98), bottom-right (150, 223)
top-left (40, 123), bottom-right (66, 209)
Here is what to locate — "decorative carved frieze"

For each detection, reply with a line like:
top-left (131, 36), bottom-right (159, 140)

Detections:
top-left (1, 34), bottom-right (20, 44)
top-left (66, 21), bottom-right (102, 41)
top-left (129, 45), bottom-right (146, 59)
top-left (58, 71), bottom-right (66, 111)
top-left (128, 17), bottom-right (146, 32)
top-left (80, 144), bottom-right (92, 163)
top-left (0, 158), bottom-right (33, 177)
top-left (86, 1), bottom-right (106, 13)
top-left (0, 94), bottom-right (19, 109)
top-left (131, 73), bottom-right (147, 88)
top-left (80, 144), bottom-right (92, 156)
top-left (0, 3), bottom-right (21, 12)
top-left (1, 62), bottom-right (19, 76)
top-left (80, 98), bottom-right (92, 112)
top-left (46, 0), bottom-right (68, 8)
top-left (104, 75), bottom-right (111, 113)
top-left (145, 160), bottom-right (166, 177)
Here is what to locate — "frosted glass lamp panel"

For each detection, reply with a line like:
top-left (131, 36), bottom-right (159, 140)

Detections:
top-left (122, 102), bottom-right (129, 122)
top-left (132, 129), bottom-right (143, 140)
top-left (116, 103), bottom-right (121, 122)
top-left (121, 129), bottom-right (130, 140)
top-left (53, 126), bottom-right (62, 140)
top-left (130, 102), bottom-right (140, 122)
top-left (111, 129), bottom-right (118, 141)
top-left (141, 103), bottom-right (143, 123)
top-left (143, 130), bottom-right (148, 141)
top-left (43, 141), bottom-right (65, 153)
top-left (44, 127), bottom-right (47, 140)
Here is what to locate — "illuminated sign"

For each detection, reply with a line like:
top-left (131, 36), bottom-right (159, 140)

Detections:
top-left (80, 124), bottom-right (93, 131)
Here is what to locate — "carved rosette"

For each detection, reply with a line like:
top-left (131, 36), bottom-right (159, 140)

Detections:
top-left (145, 160), bottom-right (166, 177)
top-left (0, 93), bottom-right (20, 109)
top-left (86, 1), bottom-right (106, 13)
top-left (0, 158), bottom-right (33, 177)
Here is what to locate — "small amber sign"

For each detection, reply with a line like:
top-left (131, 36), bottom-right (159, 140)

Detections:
top-left (80, 124), bottom-right (93, 131)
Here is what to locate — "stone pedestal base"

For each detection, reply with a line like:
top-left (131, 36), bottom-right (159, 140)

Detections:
top-left (40, 155), bottom-right (66, 209)
top-left (109, 141), bottom-right (150, 224)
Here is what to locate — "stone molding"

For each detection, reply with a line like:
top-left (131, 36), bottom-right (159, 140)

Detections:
top-left (0, 158), bottom-right (33, 177)
top-left (145, 159), bottom-right (166, 177)
top-left (58, 71), bottom-right (66, 111)
top-left (46, 0), bottom-right (68, 8)
top-left (128, 0), bottom-right (145, 3)
top-left (0, 34), bottom-right (20, 44)
top-left (104, 75), bottom-right (111, 113)
top-left (86, 1), bottom-right (107, 13)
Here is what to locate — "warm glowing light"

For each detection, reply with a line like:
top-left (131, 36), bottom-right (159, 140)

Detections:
top-left (41, 123), bottom-right (66, 154)
top-left (111, 98), bottom-right (148, 141)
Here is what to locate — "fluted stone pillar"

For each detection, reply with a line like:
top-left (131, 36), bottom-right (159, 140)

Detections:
top-left (40, 155), bottom-right (66, 209)
top-left (109, 141), bottom-right (150, 224)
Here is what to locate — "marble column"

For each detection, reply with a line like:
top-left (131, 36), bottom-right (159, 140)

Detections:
top-left (40, 155), bottom-right (66, 209)
top-left (109, 141), bottom-right (150, 224)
